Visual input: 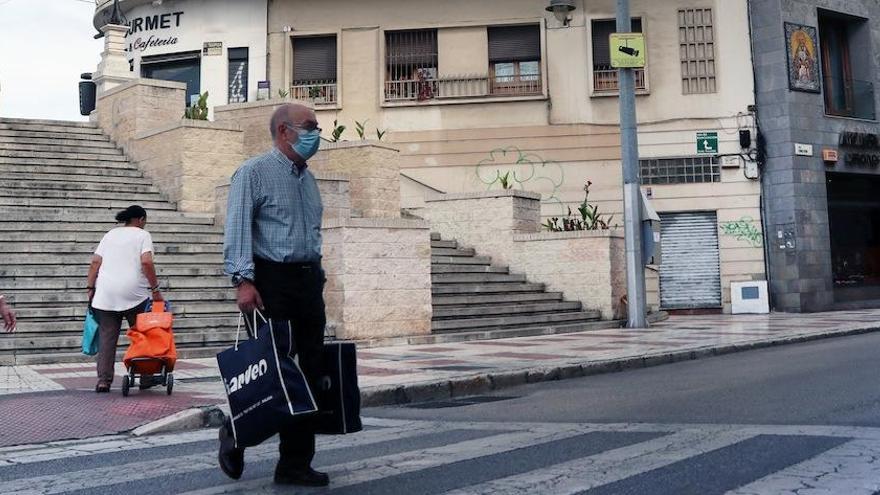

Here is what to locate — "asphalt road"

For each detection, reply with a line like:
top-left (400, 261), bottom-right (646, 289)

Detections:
top-left (2, 332), bottom-right (880, 494)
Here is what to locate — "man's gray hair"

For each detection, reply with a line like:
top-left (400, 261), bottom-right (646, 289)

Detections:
top-left (269, 106), bottom-right (291, 140)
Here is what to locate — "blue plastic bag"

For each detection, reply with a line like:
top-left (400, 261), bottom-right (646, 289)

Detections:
top-left (82, 308), bottom-right (99, 356)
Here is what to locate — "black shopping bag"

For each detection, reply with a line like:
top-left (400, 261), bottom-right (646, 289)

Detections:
top-left (316, 341), bottom-right (363, 435)
top-left (216, 312), bottom-right (318, 448)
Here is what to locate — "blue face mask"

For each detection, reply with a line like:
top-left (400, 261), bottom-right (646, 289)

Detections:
top-left (290, 128), bottom-right (321, 162)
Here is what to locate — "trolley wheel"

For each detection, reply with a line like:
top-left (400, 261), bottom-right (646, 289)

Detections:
top-left (122, 375), bottom-right (131, 397)
top-left (166, 374), bottom-right (174, 395)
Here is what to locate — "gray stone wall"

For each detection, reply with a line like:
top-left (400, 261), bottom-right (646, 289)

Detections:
top-left (750, 0), bottom-right (880, 312)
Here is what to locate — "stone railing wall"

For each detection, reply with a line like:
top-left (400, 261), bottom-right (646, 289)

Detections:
top-left (95, 79), bottom-right (186, 155)
top-left (323, 218), bottom-right (432, 340)
top-left (420, 190), bottom-right (628, 320)
top-left (131, 121), bottom-right (244, 213)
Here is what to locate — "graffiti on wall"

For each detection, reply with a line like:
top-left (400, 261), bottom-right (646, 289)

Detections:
top-left (720, 216), bottom-right (763, 247)
top-left (475, 146), bottom-right (566, 213)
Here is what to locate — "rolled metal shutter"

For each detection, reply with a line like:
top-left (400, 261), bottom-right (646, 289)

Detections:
top-left (659, 211), bottom-right (722, 309)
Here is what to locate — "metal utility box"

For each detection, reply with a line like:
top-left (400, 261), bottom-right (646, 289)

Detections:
top-left (640, 188), bottom-right (661, 266)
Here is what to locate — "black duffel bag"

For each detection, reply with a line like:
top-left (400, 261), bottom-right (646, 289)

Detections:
top-left (316, 341), bottom-right (362, 435)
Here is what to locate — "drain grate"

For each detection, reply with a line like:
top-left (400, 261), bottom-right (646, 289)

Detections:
top-left (406, 395), bottom-right (519, 409)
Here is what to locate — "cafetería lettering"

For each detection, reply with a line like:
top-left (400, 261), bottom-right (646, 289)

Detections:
top-left (130, 35), bottom-right (179, 53)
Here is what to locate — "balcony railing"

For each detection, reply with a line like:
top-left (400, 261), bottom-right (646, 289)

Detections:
top-left (290, 81), bottom-right (338, 106)
top-left (593, 66), bottom-right (647, 93)
top-left (384, 73), bottom-right (542, 102)
top-left (824, 77), bottom-right (876, 121)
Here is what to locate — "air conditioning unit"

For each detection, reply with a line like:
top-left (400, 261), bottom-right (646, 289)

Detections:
top-left (731, 281), bottom-right (769, 314)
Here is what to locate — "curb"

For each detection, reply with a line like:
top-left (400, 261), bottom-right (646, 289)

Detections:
top-left (131, 323), bottom-right (880, 436)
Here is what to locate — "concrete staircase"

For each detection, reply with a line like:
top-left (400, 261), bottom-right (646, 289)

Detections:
top-left (0, 118), bottom-right (236, 365)
top-left (430, 233), bottom-right (604, 338)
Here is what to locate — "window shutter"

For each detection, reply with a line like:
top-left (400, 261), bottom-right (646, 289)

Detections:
top-left (488, 25), bottom-right (541, 63)
top-left (293, 36), bottom-right (337, 82)
top-left (385, 30), bottom-right (438, 67)
top-left (592, 19), bottom-right (642, 67)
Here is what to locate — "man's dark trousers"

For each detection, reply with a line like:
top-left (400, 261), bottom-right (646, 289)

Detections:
top-left (254, 257), bottom-right (326, 471)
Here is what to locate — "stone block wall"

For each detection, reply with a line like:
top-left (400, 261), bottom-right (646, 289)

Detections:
top-left (421, 191), bottom-right (630, 320)
top-left (214, 99), bottom-right (290, 157)
top-left (132, 121), bottom-right (244, 213)
top-left (322, 218), bottom-right (432, 340)
top-left (310, 142), bottom-right (402, 219)
top-left (94, 79), bottom-right (186, 155)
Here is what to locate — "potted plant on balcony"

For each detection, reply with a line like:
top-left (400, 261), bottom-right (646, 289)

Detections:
top-left (309, 85), bottom-right (327, 104)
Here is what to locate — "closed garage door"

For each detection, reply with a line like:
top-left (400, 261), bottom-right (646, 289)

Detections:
top-left (659, 211), bottom-right (722, 309)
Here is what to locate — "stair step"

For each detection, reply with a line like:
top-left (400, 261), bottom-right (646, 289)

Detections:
top-left (430, 240), bottom-right (457, 249)
top-left (6, 289), bottom-right (235, 306)
top-left (0, 117), bottom-right (100, 128)
top-left (431, 273), bottom-right (527, 284)
top-left (0, 253), bottom-right (223, 265)
top-left (432, 282), bottom-right (545, 295)
top-left (431, 255), bottom-right (492, 265)
top-left (0, 222), bottom-right (222, 234)
top-left (0, 135), bottom-right (116, 148)
top-left (0, 242), bottom-right (221, 255)
top-left (16, 302), bottom-right (236, 320)
top-left (0, 129), bottom-right (111, 142)
top-left (432, 292), bottom-right (564, 306)
top-left (0, 197), bottom-right (175, 210)
top-left (0, 209), bottom-right (215, 224)
top-left (431, 247), bottom-right (476, 257)
top-left (3, 275), bottom-right (229, 291)
top-left (431, 264), bottom-right (509, 274)
top-left (0, 328), bottom-right (239, 351)
top-left (0, 264), bottom-right (225, 277)
top-left (432, 301), bottom-right (583, 319)
top-left (0, 150), bottom-right (129, 162)
top-left (0, 157), bottom-right (135, 169)
top-left (0, 179), bottom-right (160, 195)
top-left (0, 143), bottom-right (122, 156)
top-left (0, 165), bottom-right (147, 180)
top-left (0, 232), bottom-right (222, 244)
top-left (432, 311), bottom-right (601, 332)
top-left (428, 320), bottom-right (618, 337)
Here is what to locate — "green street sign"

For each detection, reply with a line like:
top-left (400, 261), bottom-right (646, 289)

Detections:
top-left (697, 132), bottom-right (719, 154)
top-left (610, 33), bottom-right (646, 68)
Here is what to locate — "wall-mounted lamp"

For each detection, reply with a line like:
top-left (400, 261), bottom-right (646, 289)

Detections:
top-left (546, 0), bottom-right (576, 26)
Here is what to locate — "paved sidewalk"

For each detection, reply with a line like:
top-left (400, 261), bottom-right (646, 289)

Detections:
top-left (1, 309), bottom-right (879, 447)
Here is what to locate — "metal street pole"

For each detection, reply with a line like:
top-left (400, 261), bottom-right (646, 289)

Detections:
top-left (617, 0), bottom-right (648, 328)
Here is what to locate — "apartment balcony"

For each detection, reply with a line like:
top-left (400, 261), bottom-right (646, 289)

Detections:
top-left (592, 65), bottom-right (647, 94)
top-left (384, 73), bottom-right (543, 103)
top-left (291, 81), bottom-right (338, 106)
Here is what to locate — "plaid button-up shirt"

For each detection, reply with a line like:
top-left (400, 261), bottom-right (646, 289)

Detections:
top-left (223, 147), bottom-right (323, 282)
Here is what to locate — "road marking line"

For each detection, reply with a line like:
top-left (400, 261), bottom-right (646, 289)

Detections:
top-left (725, 438), bottom-right (880, 495)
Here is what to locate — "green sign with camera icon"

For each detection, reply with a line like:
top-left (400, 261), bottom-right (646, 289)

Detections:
top-left (610, 33), bottom-right (647, 68)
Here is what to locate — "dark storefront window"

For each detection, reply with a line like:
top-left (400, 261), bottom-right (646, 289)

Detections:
top-left (828, 172), bottom-right (880, 301)
top-left (818, 11), bottom-right (875, 120)
top-left (228, 47), bottom-right (249, 104)
top-left (141, 51), bottom-right (202, 106)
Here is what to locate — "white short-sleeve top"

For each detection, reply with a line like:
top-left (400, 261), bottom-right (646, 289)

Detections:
top-left (92, 227), bottom-right (154, 312)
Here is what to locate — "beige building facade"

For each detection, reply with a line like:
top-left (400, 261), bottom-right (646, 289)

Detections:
top-left (262, 0), bottom-right (765, 313)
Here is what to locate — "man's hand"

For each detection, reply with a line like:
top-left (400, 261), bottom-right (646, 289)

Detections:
top-left (236, 281), bottom-right (264, 313)
top-left (0, 297), bottom-right (15, 333)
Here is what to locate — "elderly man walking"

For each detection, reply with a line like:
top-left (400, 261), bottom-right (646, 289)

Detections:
top-left (219, 103), bottom-right (328, 487)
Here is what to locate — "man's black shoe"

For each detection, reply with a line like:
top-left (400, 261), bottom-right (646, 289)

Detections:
top-left (218, 421), bottom-right (244, 480)
top-left (273, 466), bottom-right (330, 486)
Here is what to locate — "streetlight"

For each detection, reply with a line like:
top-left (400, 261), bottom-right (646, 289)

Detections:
top-left (545, 0), bottom-right (647, 328)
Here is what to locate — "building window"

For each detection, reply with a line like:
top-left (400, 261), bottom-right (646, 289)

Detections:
top-left (640, 156), bottom-right (720, 185)
top-left (678, 8), bottom-right (716, 94)
top-left (291, 36), bottom-right (338, 105)
top-left (228, 47), bottom-right (248, 104)
top-left (384, 29), bottom-right (438, 102)
top-left (487, 25), bottom-right (542, 96)
top-left (819, 11), bottom-right (875, 120)
top-left (141, 51), bottom-right (201, 106)
top-left (591, 18), bottom-right (646, 93)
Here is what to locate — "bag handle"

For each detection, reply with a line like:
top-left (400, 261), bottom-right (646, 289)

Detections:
top-left (236, 309), bottom-right (269, 350)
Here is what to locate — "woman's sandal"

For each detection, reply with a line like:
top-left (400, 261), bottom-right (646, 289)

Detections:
top-left (95, 383), bottom-right (110, 393)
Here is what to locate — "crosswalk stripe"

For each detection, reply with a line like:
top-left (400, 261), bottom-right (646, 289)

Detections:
top-left (0, 420), bottom-right (459, 494)
top-left (437, 427), bottom-right (756, 495)
top-left (178, 425), bottom-right (598, 495)
top-left (725, 438), bottom-right (880, 495)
